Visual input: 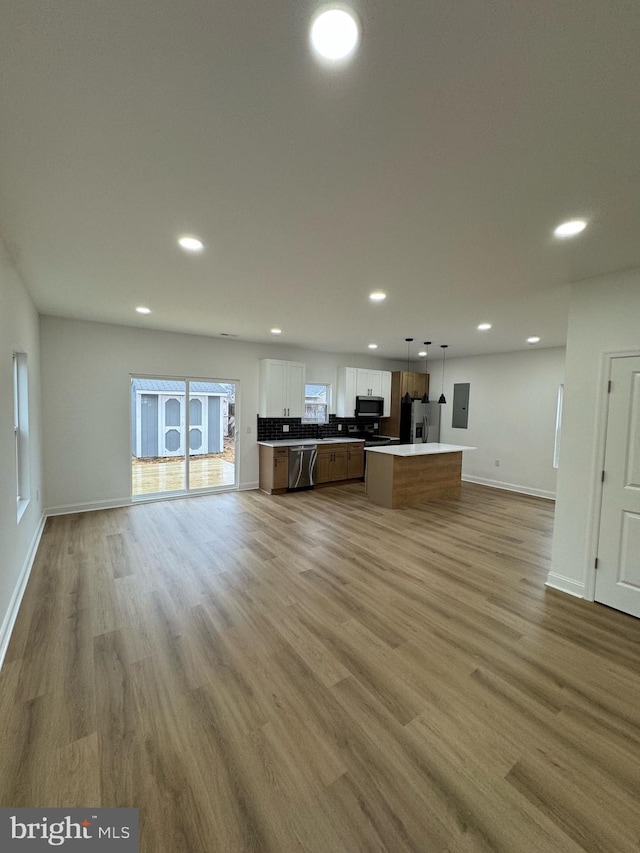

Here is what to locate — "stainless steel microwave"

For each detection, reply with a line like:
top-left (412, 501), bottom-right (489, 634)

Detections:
top-left (355, 396), bottom-right (384, 418)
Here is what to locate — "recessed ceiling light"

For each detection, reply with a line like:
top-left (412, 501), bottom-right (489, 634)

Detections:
top-left (368, 343), bottom-right (378, 349)
top-left (369, 291), bottom-right (386, 302)
top-left (554, 219), bottom-right (587, 238)
top-left (310, 6), bottom-right (360, 62)
top-left (136, 306), bottom-right (151, 314)
top-left (271, 328), bottom-right (282, 335)
top-left (178, 235), bottom-right (204, 252)
top-left (527, 336), bottom-right (541, 344)
top-left (418, 350), bottom-right (427, 357)
top-left (477, 323), bottom-right (492, 331)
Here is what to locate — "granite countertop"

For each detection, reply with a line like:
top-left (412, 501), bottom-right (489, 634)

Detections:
top-left (257, 437), bottom-right (366, 448)
top-left (365, 442), bottom-right (476, 457)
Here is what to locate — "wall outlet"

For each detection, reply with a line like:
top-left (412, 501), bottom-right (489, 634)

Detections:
top-left (282, 424), bottom-right (290, 433)
top-left (338, 424), bottom-right (342, 431)
top-left (494, 459), bottom-right (500, 467)
top-left (246, 425), bottom-right (251, 434)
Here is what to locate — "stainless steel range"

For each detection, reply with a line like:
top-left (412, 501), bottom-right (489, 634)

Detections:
top-left (346, 423), bottom-right (393, 447)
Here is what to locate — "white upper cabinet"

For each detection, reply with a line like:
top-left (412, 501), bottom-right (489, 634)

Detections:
top-left (337, 368), bottom-right (357, 417)
top-left (337, 367), bottom-right (392, 418)
top-left (355, 369), bottom-right (382, 398)
top-left (259, 359), bottom-right (306, 418)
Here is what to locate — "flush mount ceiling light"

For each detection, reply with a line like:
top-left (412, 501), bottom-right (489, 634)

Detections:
top-left (368, 343), bottom-right (378, 349)
top-left (477, 323), bottom-right (492, 331)
top-left (527, 336), bottom-right (541, 344)
top-left (369, 291), bottom-right (386, 302)
top-left (554, 219), bottom-right (587, 238)
top-left (178, 235), bottom-right (204, 252)
top-left (310, 5), bottom-right (360, 62)
top-left (136, 306), bottom-right (151, 314)
top-left (270, 328), bottom-right (282, 335)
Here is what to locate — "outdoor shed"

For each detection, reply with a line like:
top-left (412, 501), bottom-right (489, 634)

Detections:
top-left (131, 378), bottom-right (228, 458)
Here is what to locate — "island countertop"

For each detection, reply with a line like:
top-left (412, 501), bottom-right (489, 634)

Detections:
top-left (365, 442), bottom-right (476, 457)
top-left (365, 443), bottom-right (475, 507)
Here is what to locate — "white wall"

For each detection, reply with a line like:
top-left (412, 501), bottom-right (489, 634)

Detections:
top-left (0, 245), bottom-right (43, 665)
top-left (438, 348), bottom-right (566, 499)
top-left (548, 267), bottom-right (640, 598)
top-left (40, 316), bottom-right (405, 512)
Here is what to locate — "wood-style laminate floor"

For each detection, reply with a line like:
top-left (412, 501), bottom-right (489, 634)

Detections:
top-left (2, 483), bottom-right (640, 852)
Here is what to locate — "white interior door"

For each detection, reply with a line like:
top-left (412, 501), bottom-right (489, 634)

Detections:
top-left (595, 356), bottom-right (640, 617)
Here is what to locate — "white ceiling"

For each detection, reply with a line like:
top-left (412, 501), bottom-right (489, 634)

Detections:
top-left (1, 0), bottom-right (639, 360)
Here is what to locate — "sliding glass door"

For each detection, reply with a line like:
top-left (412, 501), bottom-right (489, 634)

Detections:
top-left (131, 376), bottom-right (236, 498)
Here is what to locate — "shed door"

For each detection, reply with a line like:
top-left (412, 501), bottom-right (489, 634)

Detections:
top-left (189, 395), bottom-right (208, 455)
top-left (159, 394), bottom-right (184, 457)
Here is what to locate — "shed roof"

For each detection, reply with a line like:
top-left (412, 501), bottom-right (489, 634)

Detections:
top-left (132, 379), bottom-right (228, 395)
top-left (305, 384), bottom-right (327, 399)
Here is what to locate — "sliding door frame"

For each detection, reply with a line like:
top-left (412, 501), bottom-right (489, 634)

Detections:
top-left (130, 372), bottom-right (239, 501)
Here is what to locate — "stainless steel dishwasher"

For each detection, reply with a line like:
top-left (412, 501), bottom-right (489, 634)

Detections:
top-left (288, 444), bottom-right (317, 490)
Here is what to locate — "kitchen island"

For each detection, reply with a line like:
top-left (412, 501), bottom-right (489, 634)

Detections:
top-left (365, 443), bottom-right (475, 508)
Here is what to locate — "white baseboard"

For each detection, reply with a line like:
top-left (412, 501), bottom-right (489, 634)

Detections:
top-left (462, 475), bottom-right (555, 501)
top-left (545, 572), bottom-right (585, 598)
top-left (0, 512), bottom-right (46, 671)
top-left (47, 483), bottom-right (259, 516)
top-left (46, 496), bottom-right (132, 516)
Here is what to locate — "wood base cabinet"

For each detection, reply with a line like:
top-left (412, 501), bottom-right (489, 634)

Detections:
top-left (259, 442), bottom-right (365, 494)
top-left (347, 445), bottom-right (365, 479)
top-left (316, 441), bottom-right (365, 486)
top-left (316, 444), bottom-right (348, 484)
top-left (259, 446), bottom-right (289, 494)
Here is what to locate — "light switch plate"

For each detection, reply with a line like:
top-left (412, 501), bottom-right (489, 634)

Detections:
top-left (283, 424), bottom-right (290, 432)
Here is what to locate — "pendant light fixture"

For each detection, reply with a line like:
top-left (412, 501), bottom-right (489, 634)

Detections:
top-left (402, 338), bottom-right (413, 404)
top-left (421, 341), bottom-right (431, 403)
top-left (438, 344), bottom-right (448, 404)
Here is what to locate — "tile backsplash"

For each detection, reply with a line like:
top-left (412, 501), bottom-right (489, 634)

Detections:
top-left (257, 415), bottom-right (364, 441)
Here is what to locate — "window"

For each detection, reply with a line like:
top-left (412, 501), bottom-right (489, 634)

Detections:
top-left (553, 384), bottom-right (563, 469)
top-left (303, 383), bottom-right (330, 424)
top-left (13, 353), bottom-right (30, 519)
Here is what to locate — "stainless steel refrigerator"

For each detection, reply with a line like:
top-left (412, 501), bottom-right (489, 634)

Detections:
top-left (399, 399), bottom-right (441, 444)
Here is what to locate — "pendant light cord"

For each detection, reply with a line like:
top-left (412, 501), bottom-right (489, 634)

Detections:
top-left (422, 341), bottom-right (431, 403)
top-left (439, 344), bottom-right (448, 404)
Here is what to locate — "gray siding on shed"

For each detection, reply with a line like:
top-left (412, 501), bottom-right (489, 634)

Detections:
top-left (132, 378), bottom-right (228, 459)
top-left (208, 396), bottom-right (222, 453)
top-left (140, 394), bottom-right (159, 457)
